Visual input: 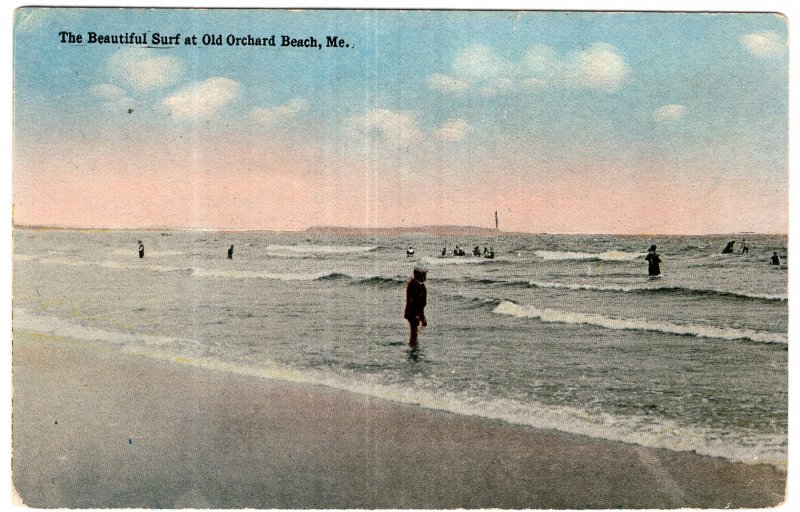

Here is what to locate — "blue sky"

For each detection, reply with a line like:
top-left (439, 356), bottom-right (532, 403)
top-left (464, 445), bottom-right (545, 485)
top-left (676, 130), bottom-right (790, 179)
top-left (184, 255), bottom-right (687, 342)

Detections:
top-left (12, 8), bottom-right (789, 233)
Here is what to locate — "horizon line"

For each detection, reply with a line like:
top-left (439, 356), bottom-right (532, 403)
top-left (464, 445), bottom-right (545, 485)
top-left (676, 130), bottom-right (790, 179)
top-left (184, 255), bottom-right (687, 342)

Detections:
top-left (11, 223), bottom-right (788, 237)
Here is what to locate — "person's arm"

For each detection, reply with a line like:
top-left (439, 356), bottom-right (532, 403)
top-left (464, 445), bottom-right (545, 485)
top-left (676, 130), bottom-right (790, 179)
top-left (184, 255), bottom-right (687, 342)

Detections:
top-left (420, 285), bottom-right (427, 326)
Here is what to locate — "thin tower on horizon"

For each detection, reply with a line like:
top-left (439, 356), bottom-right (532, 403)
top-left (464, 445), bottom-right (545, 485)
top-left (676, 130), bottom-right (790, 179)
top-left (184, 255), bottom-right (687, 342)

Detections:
top-left (495, 211), bottom-right (499, 231)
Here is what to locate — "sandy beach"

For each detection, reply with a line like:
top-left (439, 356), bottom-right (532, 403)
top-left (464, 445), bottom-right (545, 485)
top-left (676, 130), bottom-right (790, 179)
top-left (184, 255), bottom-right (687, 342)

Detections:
top-left (10, 332), bottom-right (785, 509)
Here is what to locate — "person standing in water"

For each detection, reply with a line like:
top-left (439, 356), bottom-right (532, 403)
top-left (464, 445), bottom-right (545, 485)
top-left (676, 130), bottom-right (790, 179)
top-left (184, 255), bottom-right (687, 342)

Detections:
top-left (404, 264), bottom-right (428, 351)
top-left (645, 244), bottom-right (662, 276)
top-left (227, 245), bottom-right (234, 259)
top-left (741, 240), bottom-right (750, 254)
top-left (771, 252), bottom-right (781, 265)
top-left (137, 240), bottom-right (144, 259)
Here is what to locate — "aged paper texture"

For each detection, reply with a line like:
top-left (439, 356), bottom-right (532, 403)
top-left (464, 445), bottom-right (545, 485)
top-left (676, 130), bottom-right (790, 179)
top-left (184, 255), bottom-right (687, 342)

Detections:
top-left (10, 6), bottom-right (789, 509)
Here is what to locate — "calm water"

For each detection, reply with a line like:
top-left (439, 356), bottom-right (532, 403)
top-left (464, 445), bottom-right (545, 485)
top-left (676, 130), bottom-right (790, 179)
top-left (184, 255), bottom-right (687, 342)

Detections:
top-left (12, 229), bottom-right (788, 466)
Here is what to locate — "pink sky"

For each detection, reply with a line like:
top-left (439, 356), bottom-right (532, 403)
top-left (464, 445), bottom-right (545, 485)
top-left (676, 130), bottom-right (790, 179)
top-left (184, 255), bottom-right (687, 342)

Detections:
top-left (12, 134), bottom-right (787, 234)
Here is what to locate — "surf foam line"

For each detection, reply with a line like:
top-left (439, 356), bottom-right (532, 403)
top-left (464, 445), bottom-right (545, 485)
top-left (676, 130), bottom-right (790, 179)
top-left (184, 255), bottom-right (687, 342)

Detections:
top-left (492, 301), bottom-right (787, 345)
top-left (192, 268), bottom-right (340, 281)
top-left (422, 256), bottom-right (489, 266)
top-left (37, 255), bottom-right (343, 282)
top-left (13, 308), bottom-right (197, 347)
top-left (264, 244), bottom-right (378, 254)
top-left (535, 250), bottom-right (645, 262)
top-left (524, 280), bottom-right (787, 302)
top-left (450, 275), bottom-right (787, 302)
top-left (12, 308), bottom-right (786, 469)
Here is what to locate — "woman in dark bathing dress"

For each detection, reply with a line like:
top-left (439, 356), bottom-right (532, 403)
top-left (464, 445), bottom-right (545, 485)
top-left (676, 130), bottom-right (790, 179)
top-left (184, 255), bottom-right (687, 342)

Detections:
top-left (645, 244), bottom-right (661, 276)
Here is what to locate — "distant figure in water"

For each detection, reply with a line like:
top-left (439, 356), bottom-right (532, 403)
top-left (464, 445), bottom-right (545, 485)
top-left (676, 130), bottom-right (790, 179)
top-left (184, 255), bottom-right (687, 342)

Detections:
top-left (741, 240), bottom-right (750, 254)
top-left (722, 240), bottom-right (736, 254)
top-left (404, 264), bottom-right (428, 353)
top-left (771, 252), bottom-right (781, 265)
top-left (485, 247), bottom-right (495, 259)
top-left (645, 245), bottom-right (662, 276)
top-left (137, 241), bottom-right (144, 259)
top-left (228, 245), bottom-right (234, 259)
top-left (441, 247), bottom-right (447, 257)
top-left (406, 245), bottom-right (415, 257)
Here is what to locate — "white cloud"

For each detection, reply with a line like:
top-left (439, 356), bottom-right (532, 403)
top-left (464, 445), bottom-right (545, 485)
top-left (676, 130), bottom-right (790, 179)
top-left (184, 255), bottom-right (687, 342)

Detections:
top-left (90, 83), bottom-right (134, 110)
top-left (525, 42), bottom-right (630, 91)
top-left (162, 77), bottom-right (241, 120)
top-left (250, 98), bottom-right (309, 125)
top-left (570, 43), bottom-right (631, 91)
top-left (741, 30), bottom-right (785, 58)
top-left (653, 104), bottom-right (686, 122)
top-left (426, 73), bottom-right (470, 94)
top-left (430, 41), bottom-right (630, 95)
top-left (345, 109), bottom-right (423, 145)
top-left (523, 44), bottom-right (564, 82)
top-left (451, 43), bottom-right (516, 81)
top-left (107, 48), bottom-right (184, 91)
top-left (426, 44), bottom-right (515, 96)
top-left (434, 119), bottom-right (469, 141)
top-left (479, 77), bottom-right (517, 96)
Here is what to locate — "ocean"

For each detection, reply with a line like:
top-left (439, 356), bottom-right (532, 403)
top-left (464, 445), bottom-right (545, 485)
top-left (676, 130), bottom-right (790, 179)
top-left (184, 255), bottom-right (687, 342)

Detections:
top-left (12, 228), bottom-right (788, 468)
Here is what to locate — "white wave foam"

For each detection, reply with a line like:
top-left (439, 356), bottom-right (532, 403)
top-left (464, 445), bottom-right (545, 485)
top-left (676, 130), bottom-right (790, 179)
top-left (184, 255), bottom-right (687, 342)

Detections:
top-left (192, 268), bottom-right (335, 281)
top-left (527, 281), bottom-right (788, 301)
top-left (13, 254), bottom-right (37, 261)
top-left (39, 256), bottom-right (184, 274)
top-left (354, 384), bottom-right (785, 468)
top-left (35, 255), bottom-right (332, 281)
top-left (13, 308), bottom-right (194, 347)
top-left (264, 244), bottom-right (377, 254)
top-left (529, 280), bottom-right (647, 292)
top-left (14, 308), bottom-right (785, 468)
top-left (112, 249), bottom-right (184, 257)
top-left (535, 250), bottom-right (645, 261)
top-left (740, 291), bottom-right (789, 301)
top-left (39, 257), bottom-right (93, 267)
top-left (423, 256), bottom-right (487, 266)
top-left (100, 260), bottom-right (185, 273)
top-left (493, 301), bottom-right (787, 344)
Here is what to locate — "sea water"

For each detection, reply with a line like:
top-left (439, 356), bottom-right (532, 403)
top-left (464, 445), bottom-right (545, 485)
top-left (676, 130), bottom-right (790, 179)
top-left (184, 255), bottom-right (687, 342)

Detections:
top-left (12, 229), bottom-right (788, 467)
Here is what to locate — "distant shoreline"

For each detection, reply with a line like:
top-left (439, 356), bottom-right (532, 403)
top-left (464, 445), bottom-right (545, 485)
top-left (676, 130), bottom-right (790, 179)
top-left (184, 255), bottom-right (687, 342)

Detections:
top-left (11, 224), bottom-right (787, 237)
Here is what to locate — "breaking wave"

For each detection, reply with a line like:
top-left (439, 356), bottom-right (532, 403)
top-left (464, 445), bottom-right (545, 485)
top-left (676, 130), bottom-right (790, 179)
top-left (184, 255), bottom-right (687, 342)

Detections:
top-left (264, 244), bottom-right (378, 255)
top-left (492, 301), bottom-right (787, 345)
top-left (534, 250), bottom-right (645, 262)
top-left (524, 280), bottom-right (787, 302)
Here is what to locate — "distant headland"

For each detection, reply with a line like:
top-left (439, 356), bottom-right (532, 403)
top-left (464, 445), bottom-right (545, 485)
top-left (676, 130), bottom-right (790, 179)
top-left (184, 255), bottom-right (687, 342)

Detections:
top-left (13, 224), bottom-right (505, 235)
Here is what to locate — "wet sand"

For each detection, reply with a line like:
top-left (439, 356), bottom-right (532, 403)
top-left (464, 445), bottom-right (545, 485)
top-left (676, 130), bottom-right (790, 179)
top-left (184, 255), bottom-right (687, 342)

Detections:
top-left (11, 332), bottom-right (786, 509)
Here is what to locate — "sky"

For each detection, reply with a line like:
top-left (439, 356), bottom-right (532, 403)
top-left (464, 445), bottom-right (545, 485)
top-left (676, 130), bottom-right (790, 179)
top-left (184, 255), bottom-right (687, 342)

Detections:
top-left (12, 8), bottom-right (789, 234)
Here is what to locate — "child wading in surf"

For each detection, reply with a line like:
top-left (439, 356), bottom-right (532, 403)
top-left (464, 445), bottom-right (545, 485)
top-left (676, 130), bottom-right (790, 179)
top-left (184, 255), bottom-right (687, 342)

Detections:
top-left (404, 264), bottom-right (428, 350)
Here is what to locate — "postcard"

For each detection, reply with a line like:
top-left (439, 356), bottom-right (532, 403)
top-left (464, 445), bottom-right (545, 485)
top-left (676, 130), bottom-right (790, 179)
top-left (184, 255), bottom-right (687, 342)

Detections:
top-left (11, 7), bottom-right (788, 508)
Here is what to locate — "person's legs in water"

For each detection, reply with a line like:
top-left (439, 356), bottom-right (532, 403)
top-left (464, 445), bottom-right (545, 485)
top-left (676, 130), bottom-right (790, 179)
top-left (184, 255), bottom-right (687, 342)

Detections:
top-left (408, 317), bottom-right (420, 348)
